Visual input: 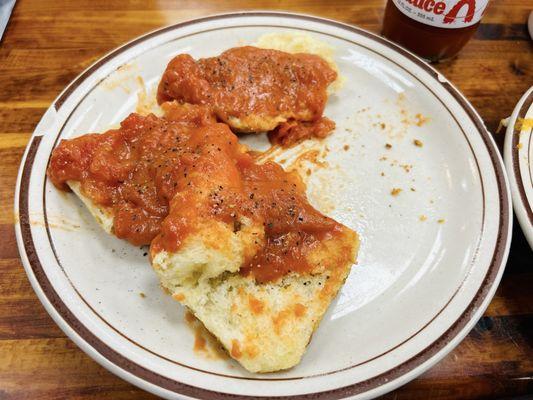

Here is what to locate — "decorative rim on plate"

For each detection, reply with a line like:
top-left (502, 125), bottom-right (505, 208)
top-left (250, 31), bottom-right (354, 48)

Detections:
top-left (505, 86), bottom-right (533, 248)
top-left (15, 12), bottom-right (512, 400)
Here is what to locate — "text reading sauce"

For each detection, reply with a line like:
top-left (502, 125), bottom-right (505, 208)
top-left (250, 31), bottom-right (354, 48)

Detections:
top-left (382, 0), bottom-right (490, 62)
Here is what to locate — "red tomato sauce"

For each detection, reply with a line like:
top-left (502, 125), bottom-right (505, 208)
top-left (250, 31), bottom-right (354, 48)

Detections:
top-left (157, 46), bottom-right (336, 138)
top-left (47, 105), bottom-right (343, 282)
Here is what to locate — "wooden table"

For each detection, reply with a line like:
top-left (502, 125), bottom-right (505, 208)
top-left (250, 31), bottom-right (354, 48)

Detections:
top-left (1, 1), bottom-right (531, 399)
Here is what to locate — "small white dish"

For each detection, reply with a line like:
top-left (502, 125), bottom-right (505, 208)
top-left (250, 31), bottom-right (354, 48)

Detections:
top-left (504, 86), bottom-right (533, 248)
top-left (15, 12), bottom-right (512, 400)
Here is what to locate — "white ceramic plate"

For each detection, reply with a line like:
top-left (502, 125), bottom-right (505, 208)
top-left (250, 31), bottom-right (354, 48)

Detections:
top-left (504, 87), bottom-right (533, 248)
top-left (15, 12), bottom-right (512, 400)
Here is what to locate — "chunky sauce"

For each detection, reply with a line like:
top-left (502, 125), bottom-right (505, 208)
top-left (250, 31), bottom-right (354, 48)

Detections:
top-left (48, 104), bottom-right (217, 245)
top-left (269, 117), bottom-right (336, 147)
top-left (48, 105), bottom-right (343, 282)
top-left (157, 46), bottom-right (337, 134)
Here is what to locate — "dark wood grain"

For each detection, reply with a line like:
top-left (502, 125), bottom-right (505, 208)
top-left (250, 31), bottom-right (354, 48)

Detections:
top-left (0, 0), bottom-right (532, 399)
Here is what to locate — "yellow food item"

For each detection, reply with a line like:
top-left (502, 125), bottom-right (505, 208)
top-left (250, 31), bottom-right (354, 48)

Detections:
top-left (161, 227), bottom-right (358, 372)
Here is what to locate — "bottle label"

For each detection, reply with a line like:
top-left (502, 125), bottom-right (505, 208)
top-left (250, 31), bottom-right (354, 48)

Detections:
top-left (391, 0), bottom-right (489, 29)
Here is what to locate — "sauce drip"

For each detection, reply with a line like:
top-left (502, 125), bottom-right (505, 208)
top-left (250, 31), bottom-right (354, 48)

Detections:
top-left (268, 117), bottom-right (336, 147)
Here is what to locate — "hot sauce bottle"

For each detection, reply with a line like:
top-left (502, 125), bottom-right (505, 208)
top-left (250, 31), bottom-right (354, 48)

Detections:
top-left (382, 0), bottom-right (490, 62)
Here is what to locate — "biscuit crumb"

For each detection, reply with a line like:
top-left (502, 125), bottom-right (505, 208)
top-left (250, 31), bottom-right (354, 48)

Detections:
top-left (380, 123), bottom-right (386, 130)
top-left (139, 292), bottom-right (146, 298)
top-left (391, 188), bottom-right (402, 196)
top-left (437, 219), bottom-right (445, 224)
top-left (419, 215), bottom-right (427, 221)
top-left (400, 164), bottom-right (412, 173)
top-left (496, 118), bottom-right (508, 133)
top-left (515, 118), bottom-right (533, 131)
top-left (343, 144), bottom-right (350, 151)
top-left (385, 143), bottom-right (392, 149)
top-left (516, 143), bottom-right (523, 149)
top-left (410, 187), bottom-right (416, 192)
top-left (414, 139), bottom-right (423, 147)
top-left (380, 172), bottom-right (385, 177)
top-left (415, 114), bottom-right (429, 127)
